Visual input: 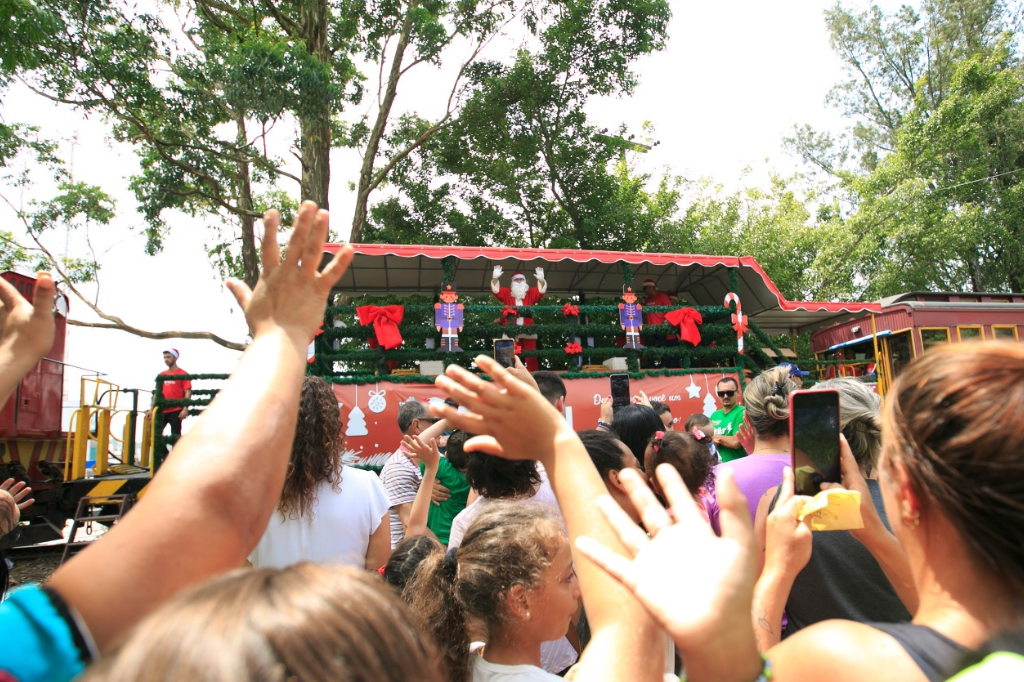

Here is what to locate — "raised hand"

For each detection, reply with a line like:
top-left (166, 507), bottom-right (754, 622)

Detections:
top-left (492, 265), bottom-right (503, 280)
top-left (0, 477), bottom-right (34, 512)
top-left (632, 390), bottom-right (652, 408)
top-left (736, 412), bottom-right (755, 454)
top-left (599, 397), bottom-right (614, 424)
top-left (535, 266), bottom-right (545, 280)
top-left (820, 435), bottom-right (884, 540)
top-left (764, 467), bottom-right (813, 580)
top-left (0, 272), bottom-right (56, 368)
top-left (401, 434), bottom-right (440, 472)
top-left (225, 203), bottom-right (354, 348)
top-left (429, 355), bottom-right (567, 463)
top-left (507, 354), bottom-right (540, 393)
top-left (574, 464), bottom-right (760, 675)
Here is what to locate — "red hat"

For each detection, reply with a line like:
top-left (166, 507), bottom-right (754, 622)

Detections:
top-left (511, 272), bottom-right (526, 281)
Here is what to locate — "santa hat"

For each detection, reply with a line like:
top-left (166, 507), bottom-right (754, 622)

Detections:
top-left (164, 348), bottom-right (180, 359)
top-left (511, 272), bottom-right (527, 281)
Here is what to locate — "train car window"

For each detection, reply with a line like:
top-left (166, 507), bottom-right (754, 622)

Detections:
top-left (886, 332), bottom-right (914, 378)
top-left (957, 326), bottom-right (984, 342)
top-left (921, 327), bottom-right (951, 350)
top-left (992, 325), bottom-right (1019, 340)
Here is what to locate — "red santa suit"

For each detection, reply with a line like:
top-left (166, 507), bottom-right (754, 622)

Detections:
top-left (493, 272), bottom-right (546, 371)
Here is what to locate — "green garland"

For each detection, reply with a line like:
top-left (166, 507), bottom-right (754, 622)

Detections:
top-left (328, 303), bottom-right (731, 317)
top-left (321, 321), bottom-right (737, 341)
top-left (325, 366), bottom-right (746, 386)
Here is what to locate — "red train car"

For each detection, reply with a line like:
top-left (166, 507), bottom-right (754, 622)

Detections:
top-left (811, 291), bottom-right (1024, 393)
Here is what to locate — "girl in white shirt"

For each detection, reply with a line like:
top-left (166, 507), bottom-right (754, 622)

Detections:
top-left (405, 502), bottom-right (580, 682)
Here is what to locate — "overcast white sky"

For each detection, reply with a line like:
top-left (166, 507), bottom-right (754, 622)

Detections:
top-left (0, 0), bottom-right (909, 415)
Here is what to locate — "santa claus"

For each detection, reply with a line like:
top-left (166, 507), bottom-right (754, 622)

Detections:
top-left (491, 265), bottom-right (547, 370)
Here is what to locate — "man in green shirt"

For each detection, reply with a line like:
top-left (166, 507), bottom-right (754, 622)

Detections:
top-left (710, 377), bottom-right (747, 462)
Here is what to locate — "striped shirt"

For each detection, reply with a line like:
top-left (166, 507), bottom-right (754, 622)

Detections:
top-left (380, 446), bottom-right (422, 548)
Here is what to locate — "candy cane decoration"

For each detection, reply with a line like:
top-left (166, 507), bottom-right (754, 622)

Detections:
top-left (724, 292), bottom-right (748, 354)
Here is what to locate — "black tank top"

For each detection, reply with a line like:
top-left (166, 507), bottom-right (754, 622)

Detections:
top-left (769, 480), bottom-right (911, 634)
top-left (869, 622), bottom-right (971, 682)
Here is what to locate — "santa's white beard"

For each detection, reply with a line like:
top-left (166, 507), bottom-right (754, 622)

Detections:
top-left (510, 280), bottom-right (529, 301)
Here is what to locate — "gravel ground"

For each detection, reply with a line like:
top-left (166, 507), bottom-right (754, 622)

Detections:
top-left (7, 521), bottom-right (109, 587)
top-left (9, 553), bottom-right (62, 587)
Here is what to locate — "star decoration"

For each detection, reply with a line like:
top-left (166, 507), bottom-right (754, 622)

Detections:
top-left (685, 376), bottom-right (702, 399)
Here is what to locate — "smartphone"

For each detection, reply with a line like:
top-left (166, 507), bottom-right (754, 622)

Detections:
top-left (789, 389), bottom-right (842, 496)
top-left (493, 338), bottom-right (516, 368)
top-left (610, 373), bottom-right (631, 413)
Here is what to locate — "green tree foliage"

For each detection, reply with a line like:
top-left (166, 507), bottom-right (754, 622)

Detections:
top-left (787, 0), bottom-right (1024, 297)
top-left (351, 0), bottom-right (672, 243)
top-left (660, 173), bottom-right (834, 301)
top-left (363, 0), bottom-right (674, 251)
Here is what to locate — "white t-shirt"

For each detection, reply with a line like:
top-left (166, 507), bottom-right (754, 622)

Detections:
top-left (471, 655), bottom-right (564, 682)
top-left (380, 447), bottom-right (422, 549)
top-left (250, 466), bottom-right (390, 569)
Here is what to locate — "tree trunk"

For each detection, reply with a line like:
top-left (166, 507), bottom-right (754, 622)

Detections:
top-left (300, 118), bottom-right (331, 209)
top-left (299, 0), bottom-right (331, 210)
top-left (350, 0), bottom-right (418, 244)
top-left (969, 255), bottom-right (983, 293)
top-left (235, 116), bottom-right (260, 290)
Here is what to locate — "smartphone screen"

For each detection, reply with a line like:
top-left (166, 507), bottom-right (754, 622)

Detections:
top-left (789, 389), bottom-right (841, 496)
top-left (493, 339), bottom-right (516, 368)
top-left (610, 373), bottom-right (631, 413)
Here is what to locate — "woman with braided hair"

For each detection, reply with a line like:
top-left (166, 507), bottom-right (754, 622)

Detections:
top-left (707, 365), bottom-right (795, 532)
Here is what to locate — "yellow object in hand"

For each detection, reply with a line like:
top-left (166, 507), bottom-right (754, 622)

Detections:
top-left (798, 489), bottom-right (863, 531)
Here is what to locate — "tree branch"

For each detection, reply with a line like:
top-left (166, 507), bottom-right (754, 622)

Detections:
top-left (67, 320), bottom-right (245, 351)
top-left (0, 193), bottom-right (246, 351)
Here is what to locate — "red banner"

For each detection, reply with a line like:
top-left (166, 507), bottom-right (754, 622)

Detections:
top-left (333, 372), bottom-right (740, 468)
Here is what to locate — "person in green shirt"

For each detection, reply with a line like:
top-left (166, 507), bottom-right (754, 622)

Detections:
top-left (419, 431), bottom-right (470, 545)
top-left (710, 377), bottom-right (747, 462)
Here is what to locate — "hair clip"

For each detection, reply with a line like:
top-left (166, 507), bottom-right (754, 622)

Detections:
top-left (770, 382), bottom-right (783, 396)
top-left (691, 427), bottom-right (708, 441)
top-left (652, 430), bottom-right (665, 452)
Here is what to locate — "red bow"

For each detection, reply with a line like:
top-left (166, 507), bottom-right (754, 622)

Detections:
top-left (664, 307), bottom-right (703, 346)
top-left (501, 305), bottom-right (519, 320)
top-left (562, 303), bottom-right (579, 317)
top-left (356, 305), bottom-right (405, 350)
top-left (565, 341), bottom-right (583, 354)
top-left (731, 312), bottom-right (749, 336)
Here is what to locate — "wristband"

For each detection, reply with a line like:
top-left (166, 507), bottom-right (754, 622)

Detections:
top-left (597, 421), bottom-right (612, 431)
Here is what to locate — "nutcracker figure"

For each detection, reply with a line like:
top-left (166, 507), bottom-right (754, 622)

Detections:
top-left (619, 284), bottom-right (644, 350)
top-left (434, 282), bottom-right (464, 353)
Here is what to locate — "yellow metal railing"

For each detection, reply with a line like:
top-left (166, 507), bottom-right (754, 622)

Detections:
top-left (64, 377), bottom-right (121, 481)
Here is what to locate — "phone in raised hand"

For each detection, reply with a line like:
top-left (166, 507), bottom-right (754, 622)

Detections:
top-left (493, 338), bottom-right (516, 369)
top-left (789, 388), bottom-right (842, 496)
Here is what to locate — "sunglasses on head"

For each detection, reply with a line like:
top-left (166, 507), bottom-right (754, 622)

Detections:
top-left (717, 390), bottom-right (736, 398)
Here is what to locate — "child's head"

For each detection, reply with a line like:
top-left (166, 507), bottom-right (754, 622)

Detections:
top-left (683, 413), bottom-right (711, 434)
top-left (383, 534), bottom-right (444, 592)
top-left (650, 401), bottom-right (675, 430)
top-left (85, 564), bottom-right (441, 682)
top-left (443, 430), bottom-right (473, 472)
top-left (405, 502), bottom-right (577, 682)
top-left (645, 430), bottom-right (715, 498)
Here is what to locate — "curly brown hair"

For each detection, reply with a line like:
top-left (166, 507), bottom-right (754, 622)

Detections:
top-left (404, 503), bottom-right (563, 682)
top-left (278, 376), bottom-right (344, 520)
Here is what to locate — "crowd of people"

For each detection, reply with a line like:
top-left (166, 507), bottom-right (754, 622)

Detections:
top-left (0, 202), bottom-right (1022, 682)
